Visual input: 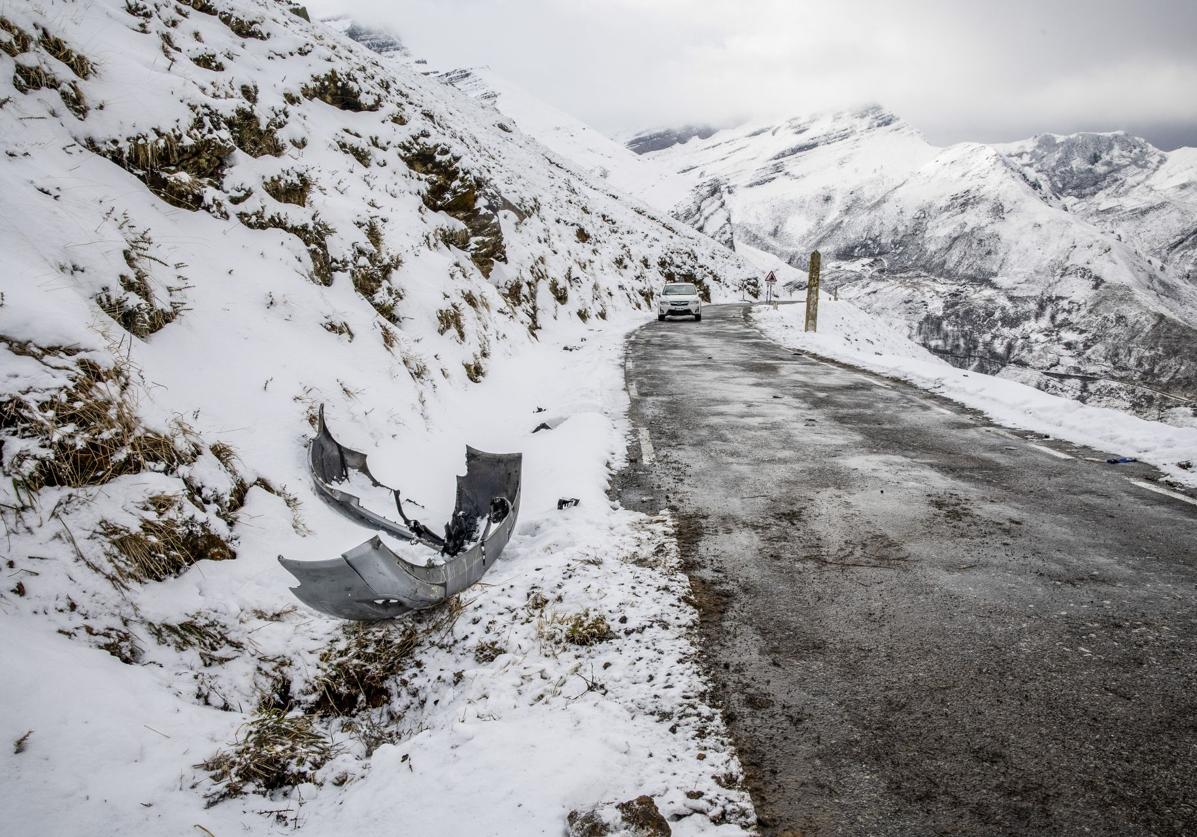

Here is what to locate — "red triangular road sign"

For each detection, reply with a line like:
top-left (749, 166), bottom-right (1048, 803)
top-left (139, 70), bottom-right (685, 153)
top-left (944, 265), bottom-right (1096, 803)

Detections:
top-left (765, 270), bottom-right (777, 283)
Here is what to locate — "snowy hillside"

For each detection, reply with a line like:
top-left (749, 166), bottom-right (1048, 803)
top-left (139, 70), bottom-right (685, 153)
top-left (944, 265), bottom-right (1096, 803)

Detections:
top-left (329, 21), bottom-right (700, 237)
top-left (638, 109), bottom-right (1197, 418)
top-left (0, 0), bottom-right (758, 833)
top-left (434, 66), bottom-right (694, 213)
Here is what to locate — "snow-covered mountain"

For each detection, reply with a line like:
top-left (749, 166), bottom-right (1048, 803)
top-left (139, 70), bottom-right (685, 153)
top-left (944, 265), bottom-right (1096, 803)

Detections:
top-left (328, 24), bottom-right (714, 241)
top-left (340, 16), bottom-right (1193, 419)
top-left (432, 67), bottom-right (694, 211)
top-left (0, 0), bottom-right (757, 831)
top-left (638, 110), bottom-right (1197, 417)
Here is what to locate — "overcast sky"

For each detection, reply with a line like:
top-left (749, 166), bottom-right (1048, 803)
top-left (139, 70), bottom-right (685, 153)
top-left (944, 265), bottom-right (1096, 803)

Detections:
top-left (308, 0), bottom-right (1197, 149)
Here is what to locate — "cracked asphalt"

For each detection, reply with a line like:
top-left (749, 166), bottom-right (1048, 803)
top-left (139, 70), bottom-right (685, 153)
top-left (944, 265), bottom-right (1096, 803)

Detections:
top-left (614, 303), bottom-right (1197, 836)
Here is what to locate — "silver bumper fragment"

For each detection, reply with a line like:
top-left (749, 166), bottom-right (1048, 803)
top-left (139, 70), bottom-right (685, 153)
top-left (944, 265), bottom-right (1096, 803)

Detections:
top-left (278, 406), bottom-right (521, 620)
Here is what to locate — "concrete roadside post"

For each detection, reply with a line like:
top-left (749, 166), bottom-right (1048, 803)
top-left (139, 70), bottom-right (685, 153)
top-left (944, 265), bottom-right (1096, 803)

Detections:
top-left (805, 250), bottom-right (821, 332)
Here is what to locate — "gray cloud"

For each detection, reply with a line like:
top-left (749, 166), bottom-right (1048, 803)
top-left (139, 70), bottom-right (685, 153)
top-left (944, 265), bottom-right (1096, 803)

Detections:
top-left (307, 0), bottom-right (1197, 149)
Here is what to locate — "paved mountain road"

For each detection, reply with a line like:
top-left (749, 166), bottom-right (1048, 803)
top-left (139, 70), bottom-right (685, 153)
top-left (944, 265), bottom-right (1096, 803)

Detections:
top-left (614, 304), bottom-right (1197, 836)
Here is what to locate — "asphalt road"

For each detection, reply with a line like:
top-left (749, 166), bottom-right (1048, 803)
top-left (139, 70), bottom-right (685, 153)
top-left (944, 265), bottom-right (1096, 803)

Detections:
top-left (614, 303), bottom-right (1197, 836)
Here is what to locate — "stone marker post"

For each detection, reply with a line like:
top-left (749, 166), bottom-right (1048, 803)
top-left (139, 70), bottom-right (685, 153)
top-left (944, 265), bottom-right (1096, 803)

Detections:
top-left (804, 250), bottom-right (821, 332)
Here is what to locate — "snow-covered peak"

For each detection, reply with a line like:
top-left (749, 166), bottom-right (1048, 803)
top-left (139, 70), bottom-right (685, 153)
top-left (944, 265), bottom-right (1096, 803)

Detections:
top-left (635, 104), bottom-right (1197, 415)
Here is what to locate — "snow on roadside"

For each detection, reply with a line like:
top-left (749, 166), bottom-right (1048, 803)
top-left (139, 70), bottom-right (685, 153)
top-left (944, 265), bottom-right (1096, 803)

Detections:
top-left (753, 300), bottom-right (1197, 489)
top-left (2, 313), bottom-right (754, 835)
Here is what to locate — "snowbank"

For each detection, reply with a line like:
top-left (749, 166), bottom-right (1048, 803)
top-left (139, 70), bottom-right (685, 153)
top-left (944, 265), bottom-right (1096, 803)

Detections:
top-left (754, 301), bottom-right (1197, 489)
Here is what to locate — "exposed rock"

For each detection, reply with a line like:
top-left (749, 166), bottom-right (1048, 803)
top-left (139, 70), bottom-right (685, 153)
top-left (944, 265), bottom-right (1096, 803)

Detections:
top-left (626, 124), bottom-right (719, 155)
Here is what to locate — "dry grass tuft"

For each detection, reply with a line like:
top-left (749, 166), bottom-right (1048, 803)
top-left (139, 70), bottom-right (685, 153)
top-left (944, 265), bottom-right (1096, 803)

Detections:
top-left (201, 709), bottom-right (332, 802)
top-left (350, 219), bottom-right (403, 323)
top-left (238, 209), bottom-right (334, 284)
top-left (342, 713), bottom-right (401, 757)
top-left (2, 355), bottom-right (199, 492)
top-left (263, 170), bottom-right (311, 206)
top-left (177, 0), bottom-right (268, 40)
top-left (398, 137), bottom-right (508, 277)
top-left (95, 237), bottom-right (183, 337)
top-left (539, 610), bottom-right (614, 649)
top-left (308, 598), bottom-right (463, 717)
top-left (435, 305), bottom-right (465, 341)
top-left (36, 25), bottom-right (93, 78)
top-left (10, 54), bottom-right (89, 119)
top-left (189, 51), bottom-right (224, 71)
top-left (301, 69), bottom-right (379, 112)
top-left (321, 319), bottom-right (354, 341)
top-left (308, 622), bottom-right (419, 716)
top-left (335, 136), bottom-right (372, 167)
top-left (564, 612), bottom-right (614, 646)
top-left (549, 278), bottom-right (569, 305)
top-left (0, 17), bottom-right (33, 58)
top-left (462, 357), bottom-right (485, 383)
top-left (224, 107), bottom-right (284, 158)
top-left (88, 125), bottom-right (231, 210)
top-left (146, 614), bottom-right (242, 665)
top-left (98, 511), bottom-right (234, 584)
top-left (83, 622), bottom-right (143, 663)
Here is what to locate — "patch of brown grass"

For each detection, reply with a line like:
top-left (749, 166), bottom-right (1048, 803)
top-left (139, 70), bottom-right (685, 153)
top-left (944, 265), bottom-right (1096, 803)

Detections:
top-left (564, 611), bottom-right (613, 646)
top-left (263, 169), bottom-right (310, 206)
top-left (301, 69), bottom-right (379, 112)
top-left (201, 709), bottom-right (332, 802)
top-left (1, 355), bottom-right (199, 491)
top-left (36, 24), bottom-right (94, 78)
top-left (97, 511), bottom-right (234, 585)
top-left (308, 622), bottom-right (419, 716)
top-left (146, 613), bottom-right (242, 665)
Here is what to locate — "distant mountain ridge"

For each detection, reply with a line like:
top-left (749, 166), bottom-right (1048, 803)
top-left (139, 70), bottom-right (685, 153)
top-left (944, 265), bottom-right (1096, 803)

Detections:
top-left (636, 110), bottom-right (1197, 417)
top-left (335, 18), bottom-right (1197, 418)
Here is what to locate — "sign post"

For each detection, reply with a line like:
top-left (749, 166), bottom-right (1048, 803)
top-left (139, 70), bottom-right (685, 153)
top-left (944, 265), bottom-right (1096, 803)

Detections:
top-left (764, 270), bottom-right (777, 306)
top-left (804, 250), bottom-right (821, 332)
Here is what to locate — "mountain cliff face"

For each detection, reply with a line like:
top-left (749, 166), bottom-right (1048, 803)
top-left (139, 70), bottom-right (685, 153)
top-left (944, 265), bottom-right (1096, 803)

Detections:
top-left (639, 110), bottom-right (1197, 417)
top-left (625, 124), bottom-right (720, 155)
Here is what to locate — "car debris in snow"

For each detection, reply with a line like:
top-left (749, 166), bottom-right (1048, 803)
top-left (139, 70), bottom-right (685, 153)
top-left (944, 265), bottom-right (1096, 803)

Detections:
top-left (279, 406), bottom-right (521, 620)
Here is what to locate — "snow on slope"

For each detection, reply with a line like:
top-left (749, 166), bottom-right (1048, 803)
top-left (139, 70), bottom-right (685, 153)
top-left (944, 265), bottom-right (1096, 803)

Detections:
top-left (641, 108), bottom-right (1197, 418)
top-left (0, 0), bottom-right (758, 833)
top-left (324, 21), bottom-right (695, 219)
top-left (435, 66), bottom-right (693, 212)
top-left (752, 302), bottom-right (1197, 491)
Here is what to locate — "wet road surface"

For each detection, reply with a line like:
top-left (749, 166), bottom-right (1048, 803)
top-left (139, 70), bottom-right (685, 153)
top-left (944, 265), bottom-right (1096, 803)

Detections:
top-left (614, 303), bottom-right (1197, 835)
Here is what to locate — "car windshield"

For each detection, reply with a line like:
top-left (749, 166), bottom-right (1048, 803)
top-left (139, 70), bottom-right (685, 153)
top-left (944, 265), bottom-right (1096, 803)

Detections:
top-left (662, 283), bottom-right (698, 296)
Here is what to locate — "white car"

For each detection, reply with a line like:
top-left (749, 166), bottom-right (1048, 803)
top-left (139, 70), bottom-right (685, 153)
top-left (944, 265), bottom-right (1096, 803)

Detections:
top-left (656, 282), bottom-right (702, 321)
